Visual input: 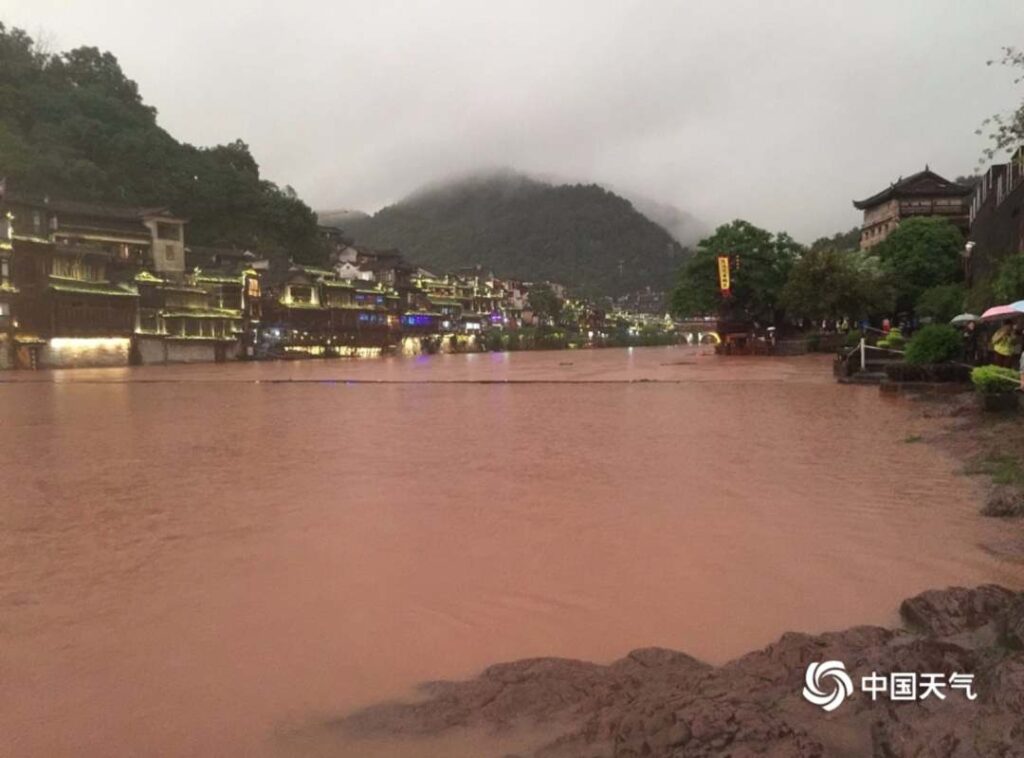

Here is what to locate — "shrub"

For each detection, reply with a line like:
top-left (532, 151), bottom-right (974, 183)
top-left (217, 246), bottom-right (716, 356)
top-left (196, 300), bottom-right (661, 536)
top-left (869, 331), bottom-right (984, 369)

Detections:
top-left (904, 324), bottom-right (962, 365)
top-left (877, 327), bottom-right (905, 350)
top-left (971, 365), bottom-right (1021, 394)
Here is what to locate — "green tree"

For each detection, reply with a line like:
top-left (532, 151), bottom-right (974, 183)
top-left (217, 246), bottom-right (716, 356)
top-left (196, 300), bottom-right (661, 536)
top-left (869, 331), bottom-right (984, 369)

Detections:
top-left (979, 46), bottom-right (1024, 161)
top-left (670, 220), bottom-right (801, 324)
top-left (527, 283), bottom-right (563, 323)
top-left (904, 324), bottom-right (963, 365)
top-left (915, 283), bottom-right (967, 324)
top-left (874, 217), bottom-right (964, 312)
top-left (0, 23), bottom-right (325, 264)
top-left (992, 253), bottom-right (1024, 302)
top-left (781, 248), bottom-right (892, 321)
top-left (808, 227), bottom-right (861, 254)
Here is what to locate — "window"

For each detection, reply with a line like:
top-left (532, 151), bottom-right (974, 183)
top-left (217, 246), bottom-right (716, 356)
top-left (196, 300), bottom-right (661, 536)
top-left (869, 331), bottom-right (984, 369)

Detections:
top-left (290, 285), bottom-right (312, 303)
top-left (156, 222), bottom-right (181, 241)
top-left (0, 302), bottom-right (9, 316)
top-left (1, 258), bottom-right (8, 281)
top-left (165, 244), bottom-right (177, 261)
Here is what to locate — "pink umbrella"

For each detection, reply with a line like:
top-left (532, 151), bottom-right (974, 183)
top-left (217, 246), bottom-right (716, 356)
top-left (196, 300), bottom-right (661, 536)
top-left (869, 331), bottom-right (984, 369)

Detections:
top-left (980, 304), bottom-right (1020, 321)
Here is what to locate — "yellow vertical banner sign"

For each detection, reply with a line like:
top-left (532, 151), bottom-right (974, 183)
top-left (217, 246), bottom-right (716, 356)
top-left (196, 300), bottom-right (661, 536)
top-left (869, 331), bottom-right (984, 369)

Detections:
top-left (716, 255), bottom-right (731, 296)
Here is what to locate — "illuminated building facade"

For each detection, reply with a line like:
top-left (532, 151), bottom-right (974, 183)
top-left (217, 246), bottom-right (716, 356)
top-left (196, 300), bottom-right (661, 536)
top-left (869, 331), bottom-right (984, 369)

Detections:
top-left (0, 189), bottom-right (259, 369)
top-left (261, 265), bottom-right (403, 355)
top-left (0, 211), bottom-right (16, 369)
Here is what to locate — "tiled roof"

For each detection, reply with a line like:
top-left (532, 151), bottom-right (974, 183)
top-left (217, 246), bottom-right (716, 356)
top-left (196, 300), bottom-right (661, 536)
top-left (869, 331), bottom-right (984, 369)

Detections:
top-left (853, 169), bottom-right (972, 209)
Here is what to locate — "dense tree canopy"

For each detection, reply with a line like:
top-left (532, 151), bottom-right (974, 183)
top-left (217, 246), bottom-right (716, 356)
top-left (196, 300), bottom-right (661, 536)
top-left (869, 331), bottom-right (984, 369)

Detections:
top-left (0, 23), bottom-right (324, 263)
top-left (915, 283), bottom-right (967, 324)
top-left (527, 283), bottom-right (563, 323)
top-left (807, 226), bottom-right (861, 254)
top-left (670, 220), bottom-right (801, 324)
top-left (781, 248), bottom-right (892, 322)
top-left (992, 253), bottom-right (1024, 302)
top-left (873, 217), bottom-right (964, 313)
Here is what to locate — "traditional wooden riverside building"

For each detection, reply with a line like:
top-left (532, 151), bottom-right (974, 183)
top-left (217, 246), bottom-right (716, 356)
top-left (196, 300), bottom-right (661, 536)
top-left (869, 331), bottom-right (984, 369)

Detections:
top-left (133, 271), bottom-right (245, 364)
top-left (0, 188), bottom-right (267, 369)
top-left (967, 147), bottom-right (1024, 287)
top-left (853, 168), bottom-right (972, 250)
top-left (262, 265), bottom-right (403, 355)
top-left (188, 246), bottom-right (266, 359)
top-left (0, 213), bottom-right (17, 369)
top-left (0, 193), bottom-right (181, 368)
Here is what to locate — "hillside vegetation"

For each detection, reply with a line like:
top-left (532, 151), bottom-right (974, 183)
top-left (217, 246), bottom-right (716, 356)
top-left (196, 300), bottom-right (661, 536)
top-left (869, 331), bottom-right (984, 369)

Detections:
top-left (0, 23), bottom-right (323, 262)
top-left (341, 172), bottom-right (688, 297)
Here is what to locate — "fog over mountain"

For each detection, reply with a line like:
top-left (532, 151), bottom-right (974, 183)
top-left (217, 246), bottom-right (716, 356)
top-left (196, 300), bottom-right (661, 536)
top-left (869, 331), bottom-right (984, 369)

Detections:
top-left (5, 0), bottom-right (1021, 244)
top-left (336, 170), bottom-right (686, 297)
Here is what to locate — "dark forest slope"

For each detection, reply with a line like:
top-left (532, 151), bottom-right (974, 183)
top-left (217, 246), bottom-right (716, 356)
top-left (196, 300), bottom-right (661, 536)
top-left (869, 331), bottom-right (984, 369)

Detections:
top-left (341, 172), bottom-right (688, 297)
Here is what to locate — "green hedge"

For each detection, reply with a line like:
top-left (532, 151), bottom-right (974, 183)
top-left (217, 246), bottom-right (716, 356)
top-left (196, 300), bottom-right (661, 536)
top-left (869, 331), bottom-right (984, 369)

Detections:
top-left (904, 325), bottom-right (962, 365)
top-left (971, 365), bottom-right (1021, 394)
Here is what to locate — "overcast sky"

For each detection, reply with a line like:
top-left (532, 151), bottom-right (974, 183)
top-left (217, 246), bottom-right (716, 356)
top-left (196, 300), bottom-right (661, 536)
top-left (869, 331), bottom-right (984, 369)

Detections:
top-left (2, 0), bottom-right (1023, 243)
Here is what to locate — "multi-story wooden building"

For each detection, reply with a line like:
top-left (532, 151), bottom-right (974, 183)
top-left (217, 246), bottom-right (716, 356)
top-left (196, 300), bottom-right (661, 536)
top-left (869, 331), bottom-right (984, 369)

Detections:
top-left (0, 189), bottom-right (264, 368)
top-left (262, 265), bottom-right (403, 355)
top-left (853, 168), bottom-right (972, 250)
top-left (0, 211), bottom-right (16, 369)
top-left (1, 194), bottom-right (173, 368)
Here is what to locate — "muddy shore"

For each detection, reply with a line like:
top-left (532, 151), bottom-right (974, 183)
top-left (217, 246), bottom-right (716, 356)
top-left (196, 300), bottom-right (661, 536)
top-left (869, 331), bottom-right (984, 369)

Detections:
top-left (330, 392), bottom-right (1024, 758)
top-left (336, 585), bottom-right (1024, 757)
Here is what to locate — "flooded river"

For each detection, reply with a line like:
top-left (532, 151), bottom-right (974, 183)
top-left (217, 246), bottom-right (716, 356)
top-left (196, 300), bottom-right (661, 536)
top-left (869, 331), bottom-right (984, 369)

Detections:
top-left (1, 346), bottom-right (1022, 756)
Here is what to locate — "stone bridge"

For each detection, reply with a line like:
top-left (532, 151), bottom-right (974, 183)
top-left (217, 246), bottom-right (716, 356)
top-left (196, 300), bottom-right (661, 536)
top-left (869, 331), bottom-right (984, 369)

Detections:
top-left (675, 319), bottom-right (720, 345)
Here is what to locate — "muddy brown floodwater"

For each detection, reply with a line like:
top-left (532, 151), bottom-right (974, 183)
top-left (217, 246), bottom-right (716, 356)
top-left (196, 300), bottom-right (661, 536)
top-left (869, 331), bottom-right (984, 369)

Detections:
top-left (1, 347), bottom-right (1022, 756)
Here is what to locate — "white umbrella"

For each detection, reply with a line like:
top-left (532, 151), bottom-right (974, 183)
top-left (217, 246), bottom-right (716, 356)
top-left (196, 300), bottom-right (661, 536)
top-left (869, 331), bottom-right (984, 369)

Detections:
top-left (949, 313), bottom-right (979, 325)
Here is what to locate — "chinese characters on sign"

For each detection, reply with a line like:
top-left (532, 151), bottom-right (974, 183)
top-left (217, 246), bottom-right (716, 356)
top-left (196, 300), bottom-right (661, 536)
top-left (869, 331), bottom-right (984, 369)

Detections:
top-left (716, 255), bottom-right (730, 297)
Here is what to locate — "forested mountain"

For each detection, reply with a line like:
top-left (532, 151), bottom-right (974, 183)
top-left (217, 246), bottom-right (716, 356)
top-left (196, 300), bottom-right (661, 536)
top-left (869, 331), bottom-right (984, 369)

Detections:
top-left (0, 23), bottom-right (323, 262)
top-left (338, 171), bottom-right (689, 297)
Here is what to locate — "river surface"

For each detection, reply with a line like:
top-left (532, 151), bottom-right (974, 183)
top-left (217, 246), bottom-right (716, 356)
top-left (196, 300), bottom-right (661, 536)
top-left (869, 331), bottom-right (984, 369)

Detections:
top-left (2, 346), bottom-right (1022, 756)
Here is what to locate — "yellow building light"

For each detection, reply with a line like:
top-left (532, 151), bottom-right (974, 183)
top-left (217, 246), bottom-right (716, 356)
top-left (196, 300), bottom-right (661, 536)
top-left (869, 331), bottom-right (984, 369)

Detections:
top-left (49, 337), bottom-right (131, 350)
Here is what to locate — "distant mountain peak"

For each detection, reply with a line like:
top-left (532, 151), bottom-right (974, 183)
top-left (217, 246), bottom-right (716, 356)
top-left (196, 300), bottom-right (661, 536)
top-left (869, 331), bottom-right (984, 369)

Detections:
top-left (340, 172), bottom-right (695, 297)
top-left (316, 208), bottom-right (370, 229)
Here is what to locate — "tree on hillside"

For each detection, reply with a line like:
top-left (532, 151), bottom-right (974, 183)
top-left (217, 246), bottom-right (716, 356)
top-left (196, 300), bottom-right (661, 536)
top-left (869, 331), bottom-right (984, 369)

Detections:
top-left (670, 220), bottom-right (801, 325)
top-left (979, 46), bottom-right (1024, 160)
top-left (0, 23), bottom-right (325, 264)
top-left (873, 217), bottom-right (964, 313)
top-left (527, 283), bottom-right (563, 324)
top-left (781, 248), bottom-right (892, 322)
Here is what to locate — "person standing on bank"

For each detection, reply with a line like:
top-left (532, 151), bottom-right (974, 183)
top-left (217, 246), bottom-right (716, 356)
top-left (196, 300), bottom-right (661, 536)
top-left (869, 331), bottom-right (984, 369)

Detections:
top-left (963, 320), bottom-right (980, 365)
top-left (991, 320), bottom-right (1016, 368)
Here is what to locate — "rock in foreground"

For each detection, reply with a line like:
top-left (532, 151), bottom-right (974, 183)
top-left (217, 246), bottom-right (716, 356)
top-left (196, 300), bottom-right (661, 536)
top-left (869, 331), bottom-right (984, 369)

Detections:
top-left (340, 586), bottom-right (1024, 757)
